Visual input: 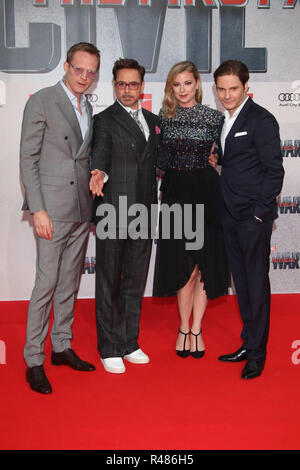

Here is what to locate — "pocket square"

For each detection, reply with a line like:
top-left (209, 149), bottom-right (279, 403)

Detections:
top-left (234, 131), bottom-right (247, 137)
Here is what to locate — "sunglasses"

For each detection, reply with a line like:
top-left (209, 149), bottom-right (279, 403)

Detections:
top-left (69, 63), bottom-right (97, 80)
top-left (115, 81), bottom-right (141, 90)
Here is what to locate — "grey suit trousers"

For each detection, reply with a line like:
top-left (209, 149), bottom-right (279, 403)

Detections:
top-left (24, 220), bottom-right (90, 367)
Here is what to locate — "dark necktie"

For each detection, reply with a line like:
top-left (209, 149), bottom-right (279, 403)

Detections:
top-left (130, 110), bottom-right (145, 136)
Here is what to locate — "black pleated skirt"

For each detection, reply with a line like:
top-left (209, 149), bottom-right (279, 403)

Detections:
top-left (153, 166), bottom-right (229, 300)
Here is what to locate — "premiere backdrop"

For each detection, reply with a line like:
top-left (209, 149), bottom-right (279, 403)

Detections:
top-left (0, 0), bottom-right (299, 300)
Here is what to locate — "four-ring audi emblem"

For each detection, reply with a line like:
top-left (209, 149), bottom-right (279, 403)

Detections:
top-left (278, 93), bottom-right (300, 102)
top-left (85, 93), bottom-right (98, 103)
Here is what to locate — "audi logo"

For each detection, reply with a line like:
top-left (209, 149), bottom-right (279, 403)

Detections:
top-left (278, 93), bottom-right (300, 102)
top-left (85, 93), bottom-right (98, 103)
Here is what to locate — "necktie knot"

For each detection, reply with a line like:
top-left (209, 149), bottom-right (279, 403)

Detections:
top-left (130, 110), bottom-right (139, 119)
top-left (130, 109), bottom-right (145, 136)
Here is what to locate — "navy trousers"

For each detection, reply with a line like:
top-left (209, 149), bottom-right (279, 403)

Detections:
top-left (222, 207), bottom-right (273, 360)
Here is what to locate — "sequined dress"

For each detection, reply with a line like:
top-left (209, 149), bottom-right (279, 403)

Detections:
top-left (153, 103), bottom-right (229, 300)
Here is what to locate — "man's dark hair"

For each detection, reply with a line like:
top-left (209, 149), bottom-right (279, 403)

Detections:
top-left (213, 60), bottom-right (249, 86)
top-left (66, 42), bottom-right (101, 70)
top-left (112, 58), bottom-right (145, 82)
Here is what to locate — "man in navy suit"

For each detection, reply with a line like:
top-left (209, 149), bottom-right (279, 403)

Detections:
top-left (214, 60), bottom-right (284, 379)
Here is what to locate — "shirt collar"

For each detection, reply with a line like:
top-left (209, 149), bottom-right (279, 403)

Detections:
top-left (60, 80), bottom-right (86, 107)
top-left (224, 95), bottom-right (249, 121)
top-left (117, 99), bottom-right (142, 114)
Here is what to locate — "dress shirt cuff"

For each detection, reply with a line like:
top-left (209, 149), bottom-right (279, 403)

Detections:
top-left (94, 169), bottom-right (108, 183)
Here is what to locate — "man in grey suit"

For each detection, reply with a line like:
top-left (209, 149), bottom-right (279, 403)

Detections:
top-left (20, 42), bottom-right (100, 394)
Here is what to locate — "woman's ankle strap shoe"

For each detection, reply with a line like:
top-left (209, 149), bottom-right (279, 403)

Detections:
top-left (190, 329), bottom-right (205, 359)
top-left (176, 329), bottom-right (190, 358)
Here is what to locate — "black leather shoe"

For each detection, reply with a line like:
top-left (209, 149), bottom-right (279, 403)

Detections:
top-left (218, 346), bottom-right (247, 362)
top-left (26, 365), bottom-right (52, 394)
top-left (241, 359), bottom-right (265, 379)
top-left (51, 348), bottom-right (96, 371)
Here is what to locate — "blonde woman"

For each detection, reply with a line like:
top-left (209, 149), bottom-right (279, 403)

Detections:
top-left (153, 61), bottom-right (229, 358)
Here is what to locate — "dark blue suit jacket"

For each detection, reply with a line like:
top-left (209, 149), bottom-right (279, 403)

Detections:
top-left (218, 97), bottom-right (284, 222)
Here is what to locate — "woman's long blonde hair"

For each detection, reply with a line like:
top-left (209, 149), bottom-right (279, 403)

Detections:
top-left (161, 61), bottom-right (203, 119)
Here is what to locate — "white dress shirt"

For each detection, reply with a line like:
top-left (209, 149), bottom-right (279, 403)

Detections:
top-left (60, 80), bottom-right (89, 139)
top-left (220, 96), bottom-right (249, 154)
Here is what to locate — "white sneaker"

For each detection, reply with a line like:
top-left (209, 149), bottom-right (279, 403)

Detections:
top-left (123, 348), bottom-right (150, 364)
top-left (101, 357), bottom-right (126, 374)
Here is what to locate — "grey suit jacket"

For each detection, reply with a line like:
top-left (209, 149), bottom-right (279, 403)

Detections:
top-left (20, 82), bottom-right (93, 222)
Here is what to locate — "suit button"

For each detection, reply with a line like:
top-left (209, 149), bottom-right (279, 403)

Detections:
top-left (70, 181), bottom-right (74, 185)
top-left (64, 136), bottom-right (68, 140)
top-left (131, 143), bottom-right (135, 148)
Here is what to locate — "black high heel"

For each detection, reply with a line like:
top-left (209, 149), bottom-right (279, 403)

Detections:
top-left (176, 329), bottom-right (190, 358)
top-left (190, 329), bottom-right (205, 358)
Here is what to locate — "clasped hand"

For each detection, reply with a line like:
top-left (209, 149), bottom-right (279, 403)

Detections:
top-left (208, 143), bottom-right (219, 168)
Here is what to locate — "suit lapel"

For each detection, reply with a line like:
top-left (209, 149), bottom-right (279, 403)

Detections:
top-left (75, 99), bottom-right (93, 158)
top-left (217, 115), bottom-right (225, 159)
top-left (112, 101), bottom-right (146, 146)
top-left (142, 108), bottom-right (155, 139)
top-left (140, 109), bottom-right (157, 160)
top-left (111, 102), bottom-right (158, 164)
top-left (54, 82), bottom-right (83, 157)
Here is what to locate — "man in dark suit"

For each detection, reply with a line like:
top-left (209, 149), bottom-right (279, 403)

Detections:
top-left (213, 60), bottom-right (284, 379)
top-left (90, 58), bottom-right (166, 374)
top-left (20, 42), bottom-right (101, 394)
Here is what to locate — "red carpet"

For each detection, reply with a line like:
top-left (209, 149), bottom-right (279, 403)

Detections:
top-left (0, 294), bottom-right (299, 450)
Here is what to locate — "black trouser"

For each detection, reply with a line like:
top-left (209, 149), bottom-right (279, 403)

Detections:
top-left (222, 208), bottom-right (273, 360)
top-left (95, 235), bottom-right (152, 358)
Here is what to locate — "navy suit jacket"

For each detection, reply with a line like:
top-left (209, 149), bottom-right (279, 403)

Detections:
top-left (217, 97), bottom-right (284, 222)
